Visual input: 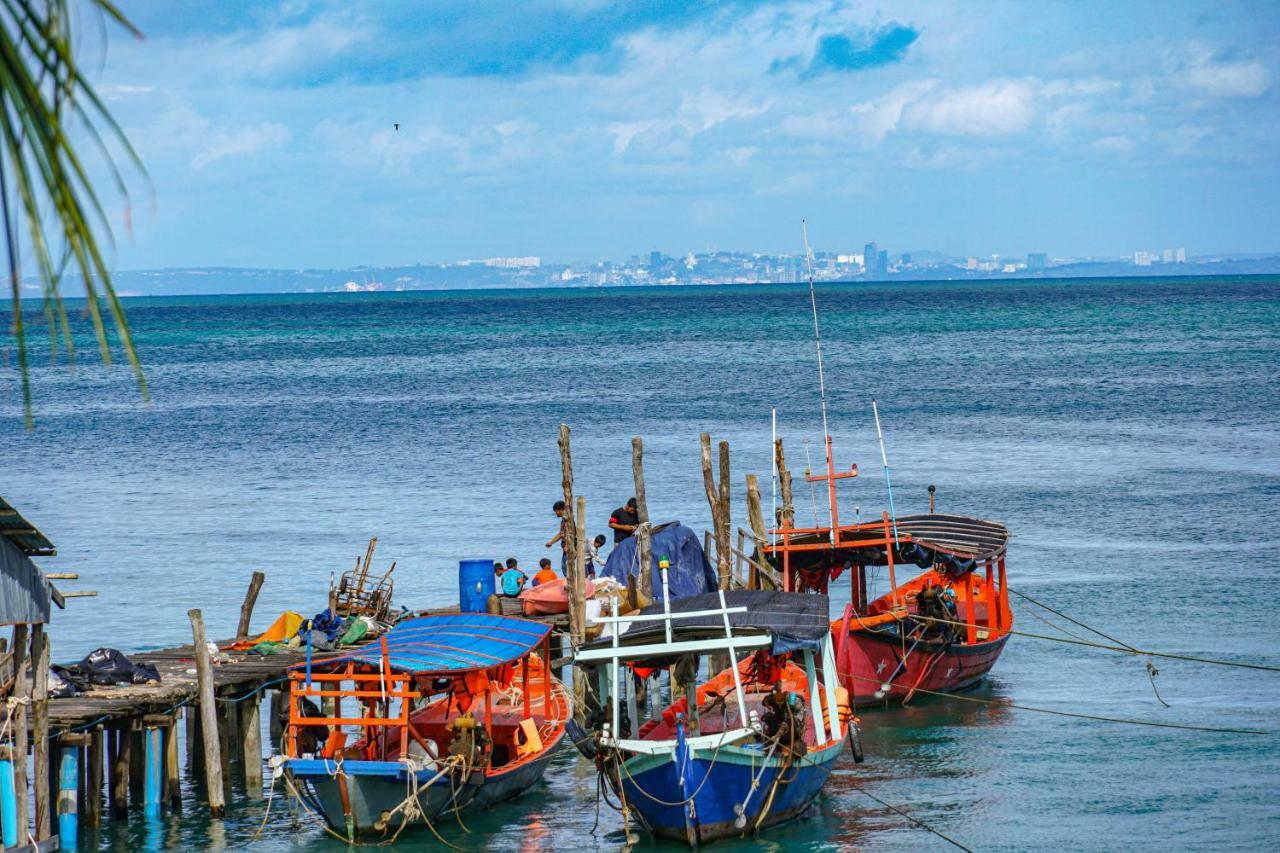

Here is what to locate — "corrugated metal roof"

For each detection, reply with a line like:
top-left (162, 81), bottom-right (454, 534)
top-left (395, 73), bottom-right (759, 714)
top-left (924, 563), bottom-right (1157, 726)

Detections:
top-left (316, 614), bottom-right (553, 675)
top-left (0, 496), bottom-right (56, 557)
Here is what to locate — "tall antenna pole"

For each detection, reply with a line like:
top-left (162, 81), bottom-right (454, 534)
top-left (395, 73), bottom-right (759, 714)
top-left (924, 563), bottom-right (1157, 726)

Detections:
top-left (771, 406), bottom-right (778, 544)
top-left (872, 400), bottom-right (900, 544)
top-left (803, 220), bottom-right (838, 540)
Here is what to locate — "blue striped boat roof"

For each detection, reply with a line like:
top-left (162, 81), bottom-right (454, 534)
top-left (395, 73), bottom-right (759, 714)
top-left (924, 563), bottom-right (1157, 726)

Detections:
top-left (320, 613), bottom-right (552, 675)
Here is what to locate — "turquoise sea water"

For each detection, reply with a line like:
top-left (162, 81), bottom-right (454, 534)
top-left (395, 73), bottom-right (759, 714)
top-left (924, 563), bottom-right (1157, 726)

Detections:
top-left (3, 275), bottom-right (1279, 850)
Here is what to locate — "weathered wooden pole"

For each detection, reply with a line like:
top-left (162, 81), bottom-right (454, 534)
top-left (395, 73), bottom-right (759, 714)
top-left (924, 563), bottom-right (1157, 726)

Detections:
top-left (188, 609), bottom-right (226, 817)
top-left (240, 697), bottom-right (263, 796)
top-left (129, 726), bottom-right (144, 804)
top-left (86, 727), bottom-right (103, 827)
top-left (774, 438), bottom-right (794, 527)
top-left (216, 701), bottom-right (232, 800)
top-left (699, 433), bottom-right (733, 590)
top-left (632, 437), bottom-right (654, 599)
top-left (236, 572), bottom-right (266, 640)
top-left (164, 714), bottom-right (181, 810)
top-left (569, 496), bottom-right (588, 645)
top-left (557, 424), bottom-right (579, 574)
top-left (11, 624), bottom-right (30, 838)
top-left (32, 624), bottom-right (51, 841)
top-left (111, 726), bottom-right (129, 819)
top-left (745, 474), bottom-right (772, 589)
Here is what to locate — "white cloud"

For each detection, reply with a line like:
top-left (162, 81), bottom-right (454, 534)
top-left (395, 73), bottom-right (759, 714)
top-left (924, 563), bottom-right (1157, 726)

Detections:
top-left (191, 122), bottom-right (291, 169)
top-left (1181, 55), bottom-right (1270, 98)
top-left (901, 79), bottom-right (1039, 136)
top-left (1091, 134), bottom-right (1135, 153)
top-left (677, 88), bottom-right (767, 132)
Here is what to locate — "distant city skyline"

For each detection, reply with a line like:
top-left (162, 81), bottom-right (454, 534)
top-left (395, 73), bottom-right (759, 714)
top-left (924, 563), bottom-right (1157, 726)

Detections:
top-left (78, 1), bottom-right (1277, 271)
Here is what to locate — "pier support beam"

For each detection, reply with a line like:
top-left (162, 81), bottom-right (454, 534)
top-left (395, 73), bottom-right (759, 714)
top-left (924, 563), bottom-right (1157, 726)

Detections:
top-left (86, 728), bottom-right (103, 827)
top-left (236, 571), bottom-right (266, 641)
top-left (164, 714), bottom-right (181, 811)
top-left (128, 725), bottom-right (144, 804)
top-left (240, 697), bottom-right (263, 796)
top-left (143, 726), bottom-right (162, 817)
top-left (12, 624), bottom-right (30, 840)
top-left (32, 625), bottom-right (52, 841)
top-left (188, 609), bottom-right (226, 817)
top-left (57, 734), bottom-right (88, 850)
top-left (111, 726), bottom-right (129, 819)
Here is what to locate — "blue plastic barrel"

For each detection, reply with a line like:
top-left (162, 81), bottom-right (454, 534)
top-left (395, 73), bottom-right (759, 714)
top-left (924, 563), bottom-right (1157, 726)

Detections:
top-left (459, 559), bottom-right (497, 612)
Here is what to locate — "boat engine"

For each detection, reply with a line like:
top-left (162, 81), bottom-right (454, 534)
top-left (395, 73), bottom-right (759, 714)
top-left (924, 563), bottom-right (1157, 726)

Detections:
top-left (760, 683), bottom-right (807, 758)
top-left (916, 584), bottom-right (960, 640)
top-left (447, 712), bottom-right (491, 768)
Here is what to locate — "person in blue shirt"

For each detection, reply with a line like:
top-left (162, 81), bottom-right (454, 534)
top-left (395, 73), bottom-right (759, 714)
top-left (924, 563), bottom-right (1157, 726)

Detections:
top-left (500, 557), bottom-right (527, 597)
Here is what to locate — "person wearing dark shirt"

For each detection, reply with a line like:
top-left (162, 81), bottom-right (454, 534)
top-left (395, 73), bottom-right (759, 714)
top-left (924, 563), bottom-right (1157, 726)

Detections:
top-left (609, 497), bottom-right (640, 545)
top-left (545, 500), bottom-right (571, 572)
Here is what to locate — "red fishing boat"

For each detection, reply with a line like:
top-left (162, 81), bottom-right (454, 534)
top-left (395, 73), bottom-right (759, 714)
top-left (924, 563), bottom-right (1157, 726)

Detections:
top-left (760, 224), bottom-right (1012, 707)
top-left (763, 435), bottom-right (1012, 707)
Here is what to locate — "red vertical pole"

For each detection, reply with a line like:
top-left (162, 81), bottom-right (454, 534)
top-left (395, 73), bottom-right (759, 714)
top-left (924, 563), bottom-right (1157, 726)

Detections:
top-left (522, 655), bottom-right (531, 720)
top-left (542, 636), bottom-right (551, 715)
top-left (825, 435), bottom-right (839, 534)
top-left (985, 560), bottom-right (997, 632)
top-left (997, 555), bottom-right (1008, 627)
top-left (883, 512), bottom-right (899, 606)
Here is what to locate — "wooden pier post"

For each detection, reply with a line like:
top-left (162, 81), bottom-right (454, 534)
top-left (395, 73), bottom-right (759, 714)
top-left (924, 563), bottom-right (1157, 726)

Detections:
top-left (129, 725), bottom-right (144, 804)
top-left (745, 474), bottom-right (771, 589)
top-left (557, 424), bottom-right (579, 573)
top-left (11, 624), bottom-right (29, 840)
top-left (240, 697), bottom-right (264, 796)
top-left (112, 726), bottom-right (129, 819)
top-left (32, 624), bottom-right (51, 841)
top-left (86, 727), bottom-right (103, 827)
top-left (699, 433), bottom-right (733, 590)
top-left (142, 723), bottom-right (163, 817)
top-left (188, 609), bottom-right (226, 817)
top-left (164, 714), bottom-right (182, 810)
top-left (236, 571), bottom-right (266, 640)
top-left (632, 437), bottom-right (653, 598)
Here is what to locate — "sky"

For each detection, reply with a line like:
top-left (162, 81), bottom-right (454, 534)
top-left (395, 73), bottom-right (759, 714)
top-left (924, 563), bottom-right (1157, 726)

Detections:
top-left (74, 0), bottom-right (1280, 269)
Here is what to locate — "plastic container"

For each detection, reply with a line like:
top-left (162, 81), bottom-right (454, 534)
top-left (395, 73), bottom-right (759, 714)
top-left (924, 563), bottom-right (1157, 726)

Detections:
top-left (459, 559), bottom-right (497, 613)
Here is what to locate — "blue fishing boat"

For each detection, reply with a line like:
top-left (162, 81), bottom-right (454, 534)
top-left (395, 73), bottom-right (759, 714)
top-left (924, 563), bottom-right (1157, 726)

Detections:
top-left (282, 613), bottom-right (569, 841)
top-left (575, 584), bottom-right (859, 846)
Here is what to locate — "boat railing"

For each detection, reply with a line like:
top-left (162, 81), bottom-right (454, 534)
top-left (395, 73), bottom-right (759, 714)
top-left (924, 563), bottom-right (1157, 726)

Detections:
top-left (286, 666), bottom-right (417, 760)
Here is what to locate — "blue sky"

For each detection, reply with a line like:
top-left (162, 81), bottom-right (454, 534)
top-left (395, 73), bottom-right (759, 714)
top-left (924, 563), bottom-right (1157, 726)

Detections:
top-left (83, 0), bottom-right (1280, 268)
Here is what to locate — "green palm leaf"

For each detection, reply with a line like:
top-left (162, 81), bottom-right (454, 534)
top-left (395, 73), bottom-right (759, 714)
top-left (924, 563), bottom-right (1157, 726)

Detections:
top-left (0, 0), bottom-right (147, 429)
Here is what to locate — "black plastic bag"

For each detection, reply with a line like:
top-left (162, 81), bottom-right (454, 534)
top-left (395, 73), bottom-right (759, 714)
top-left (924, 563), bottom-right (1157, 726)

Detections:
top-left (56, 647), bottom-right (160, 689)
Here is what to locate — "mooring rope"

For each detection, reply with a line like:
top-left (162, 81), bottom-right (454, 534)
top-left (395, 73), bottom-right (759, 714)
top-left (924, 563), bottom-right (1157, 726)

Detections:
top-left (1007, 586), bottom-right (1137, 650)
top-left (908, 614), bottom-right (1280, 673)
top-left (840, 670), bottom-right (1269, 735)
top-left (847, 781), bottom-right (974, 852)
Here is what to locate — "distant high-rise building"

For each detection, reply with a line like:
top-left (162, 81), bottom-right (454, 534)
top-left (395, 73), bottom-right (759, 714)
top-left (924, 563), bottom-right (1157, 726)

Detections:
top-left (877, 250), bottom-right (889, 276)
top-left (900, 253), bottom-right (912, 266)
top-left (1134, 251), bottom-right (1153, 266)
top-left (649, 250), bottom-right (662, 269)
top-left (1176, 248), bottom-right (1186, 263)
top-left (966, 257), bottom-right (978, 270)
top-left (1162, 248), bottom-right (1174, 263)
top-left (1027, 252), bottom-right (1048, 270)
top-left (863, 242), bottom-right (879, 278)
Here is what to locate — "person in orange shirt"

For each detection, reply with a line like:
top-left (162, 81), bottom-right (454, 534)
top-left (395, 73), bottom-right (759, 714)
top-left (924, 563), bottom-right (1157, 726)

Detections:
top-left (531, 557), bottom-right (558, 587)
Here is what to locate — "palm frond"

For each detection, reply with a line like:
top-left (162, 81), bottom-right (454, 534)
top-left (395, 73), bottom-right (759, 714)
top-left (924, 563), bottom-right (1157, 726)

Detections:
top-left (0, 0), bottom-right (148, 428)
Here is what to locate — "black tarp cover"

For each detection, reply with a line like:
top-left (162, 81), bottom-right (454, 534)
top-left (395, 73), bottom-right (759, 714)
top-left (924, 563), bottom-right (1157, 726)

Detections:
top-left (583, 590), bottom-right (831, 656)
top-left (601, 521), bottom-right (717, 602)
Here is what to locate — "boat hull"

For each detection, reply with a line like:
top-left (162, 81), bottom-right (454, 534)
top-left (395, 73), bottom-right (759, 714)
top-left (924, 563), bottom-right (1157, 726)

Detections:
top-left (614, 738), bottom-right (844, 845)
top-left (287, 733), bottom-right (562, 837)
top-left (836, 627), bottom-right (1009, 706)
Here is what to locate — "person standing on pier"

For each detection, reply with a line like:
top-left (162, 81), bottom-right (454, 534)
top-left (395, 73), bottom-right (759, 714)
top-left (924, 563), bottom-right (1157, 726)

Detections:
top-left (546, 500), bottom-right (572, 572)
top-left (585, 533), bottom-right (607, 578)
top-left (609, 497), bottom-right (640, 545)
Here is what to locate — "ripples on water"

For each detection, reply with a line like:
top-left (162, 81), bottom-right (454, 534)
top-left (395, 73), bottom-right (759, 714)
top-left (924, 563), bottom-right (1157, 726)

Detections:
top-left (4, 276), bottom-right (1279, 850)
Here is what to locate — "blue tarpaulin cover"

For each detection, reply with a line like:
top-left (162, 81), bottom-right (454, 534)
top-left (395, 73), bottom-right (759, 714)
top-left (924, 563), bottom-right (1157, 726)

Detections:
top-left (302, 614), bottom-right (552, 675)
top-left (601, 521), bottom-right (717, 602)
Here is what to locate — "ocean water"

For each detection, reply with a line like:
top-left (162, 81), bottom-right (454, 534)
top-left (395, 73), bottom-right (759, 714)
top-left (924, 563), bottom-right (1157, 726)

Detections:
top-left (3, 275), bottom-right (1279, 851)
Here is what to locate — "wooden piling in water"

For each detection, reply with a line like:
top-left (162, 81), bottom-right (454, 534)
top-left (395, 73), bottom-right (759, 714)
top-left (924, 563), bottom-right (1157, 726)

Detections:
top-left (188, 609), bottom-right (226, 817)
top-left (240, 696), bottom-right (263, 796)
top-left (632, 437), bottom-right (653, 599)
top-left (86, 727), bottom-right (103, 827)
top-left (745, 474), bottom-right (770, 589)
top-left (129, 725), bottom-right (144, 804)
top-left (236, 572), bottom-right (266, 641)
top-left (699, 433), bottom-right (733, 590)
top-left (164, 713), bottom-right (181, 810)
top-left (111, 725), bottom-right (129, 819)
top-left (57, 735), bottom-right (87, 849)
top-left (12, 624), bottom-right (30, 839)
top-left (32, 624), bottom-right (51, 841)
